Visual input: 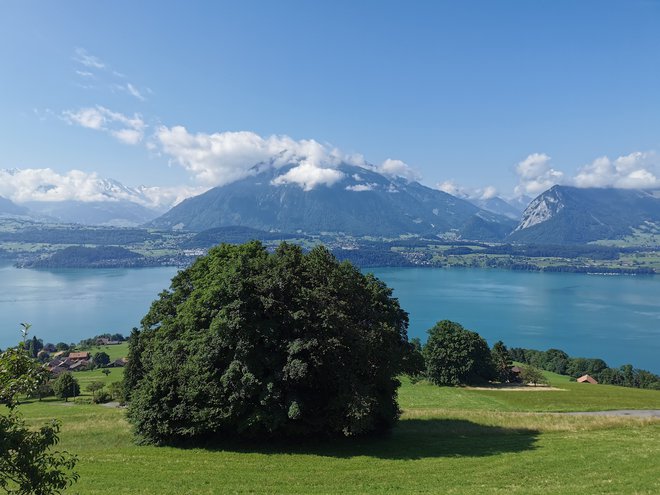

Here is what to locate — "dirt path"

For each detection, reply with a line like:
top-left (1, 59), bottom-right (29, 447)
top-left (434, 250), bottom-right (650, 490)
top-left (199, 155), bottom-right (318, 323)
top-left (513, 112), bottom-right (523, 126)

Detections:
top-left (562, 410), bottom-right (660, 417)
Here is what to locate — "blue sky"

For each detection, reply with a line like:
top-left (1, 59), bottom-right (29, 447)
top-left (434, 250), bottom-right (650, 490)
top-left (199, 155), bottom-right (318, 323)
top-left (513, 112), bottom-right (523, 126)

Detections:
top-left (1, 0), bottom-right (660, 206)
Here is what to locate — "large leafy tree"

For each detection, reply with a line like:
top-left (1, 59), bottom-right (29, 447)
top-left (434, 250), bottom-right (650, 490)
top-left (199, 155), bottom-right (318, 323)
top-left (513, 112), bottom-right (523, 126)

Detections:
top-left (126, 242), bottom-right (410, 445)
top-left (423, 320), bottom-right (495, 386)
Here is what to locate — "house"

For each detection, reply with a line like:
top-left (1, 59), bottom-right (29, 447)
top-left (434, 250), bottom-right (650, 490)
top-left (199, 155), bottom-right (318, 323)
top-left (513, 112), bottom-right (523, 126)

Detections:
top-left (96, 337), bottom-right (121, 345)
top-left (49, 366), bottom-right (68, 376)
top-left (68, 351), bottom-right (91, 361)
top-left (110, 357), bottom-right (128, 367)
top-left (577, 374), bottom-right (598, 384)
top-left (68, 359), bottom-right (91, 371)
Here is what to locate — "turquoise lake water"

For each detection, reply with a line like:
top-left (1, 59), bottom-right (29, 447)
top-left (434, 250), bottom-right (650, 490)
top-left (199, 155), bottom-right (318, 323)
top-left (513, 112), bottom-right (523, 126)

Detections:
top-left (1, 263), bottom-right (658, 373)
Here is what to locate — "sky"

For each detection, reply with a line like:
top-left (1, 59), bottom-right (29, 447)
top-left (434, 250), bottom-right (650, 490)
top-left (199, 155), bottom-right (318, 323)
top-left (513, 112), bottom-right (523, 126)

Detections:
top-left (1, 0), bottom-right (660, 208)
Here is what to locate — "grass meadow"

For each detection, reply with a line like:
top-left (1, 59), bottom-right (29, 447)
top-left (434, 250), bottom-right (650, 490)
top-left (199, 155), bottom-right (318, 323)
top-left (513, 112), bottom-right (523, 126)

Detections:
top-left (12, 368), bottom-right (660, 494)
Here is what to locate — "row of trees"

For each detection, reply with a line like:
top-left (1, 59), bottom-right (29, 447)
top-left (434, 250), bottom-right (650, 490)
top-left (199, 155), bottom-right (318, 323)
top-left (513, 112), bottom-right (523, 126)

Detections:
top-left (402, 321), bottom-right (548, 387)
top-left (510, 348), bottom-right (660, 389)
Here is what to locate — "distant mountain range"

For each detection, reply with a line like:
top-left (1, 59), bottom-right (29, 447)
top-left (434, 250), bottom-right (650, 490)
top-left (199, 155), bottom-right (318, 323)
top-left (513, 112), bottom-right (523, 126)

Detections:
top-left (148, 163), bottom-right (517, 240)
top-left (469, 196), bottom-right (527, 220)
top-left (0, 196), bottom-right (29, 216)
top-left (23, 200), bottom-right (161, 227)
top-left (0, 175), bottom-right (164, 226)
top-left (508, 186), bottom-right (660, 244)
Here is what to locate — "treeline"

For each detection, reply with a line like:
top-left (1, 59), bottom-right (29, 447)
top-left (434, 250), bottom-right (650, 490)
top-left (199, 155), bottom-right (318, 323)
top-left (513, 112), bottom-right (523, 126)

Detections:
top-left (331, 246), bottom-right (415, 267)
top-left (20, 246), bottom-right (145, 268)
top-left (509, 347), bottom-right (660, 390)
top-left (0, 227), bottom-right (158, 245)
top-left (184, 226), bottom-right (301, 248)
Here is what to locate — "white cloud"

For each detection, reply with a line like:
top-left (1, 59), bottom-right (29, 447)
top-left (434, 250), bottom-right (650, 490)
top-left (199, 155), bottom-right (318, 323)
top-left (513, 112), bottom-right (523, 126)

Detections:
top-left (0, 168), bottom-right (198, 209)
top-left (62, 106), bottom-right (146, 145)
top-left (573, 151), bottom-right (659, 189)
top-left (73, 48), bottom-right (105, 69)
top-left (436, 180), bottom-right (498, 200)
top-left (154, 126), bottom-right (361, 189)
top-left (377, 158), bottom-right (421, 181)
top-left (75, 70), bottom-right (94, 78)
top-left (514, 153), bottom-right (565, 196)
top-left (272, 163), bottom-right (345, 191)
top-left (126, 83), bottom-right (145, 101)
top-left (436, 180), bottom-right (468, 198)
top-left (346, 183), bottom-right (376, 192)
top-left (135, 184), bottom-right (209, 209)
top-left (480, 185), bottom-right (498, 200)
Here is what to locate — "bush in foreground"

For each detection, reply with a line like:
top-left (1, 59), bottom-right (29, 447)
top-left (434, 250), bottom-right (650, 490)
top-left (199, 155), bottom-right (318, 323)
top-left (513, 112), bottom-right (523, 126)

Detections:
top-left (126, 242), bottom-right (410, 445)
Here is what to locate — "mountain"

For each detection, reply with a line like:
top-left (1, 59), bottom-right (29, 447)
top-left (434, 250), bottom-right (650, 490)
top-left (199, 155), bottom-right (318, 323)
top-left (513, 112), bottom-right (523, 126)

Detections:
top-left (508, 186), bottom-right (660, 244)
top-left (0, 196), bottom-right (29, 216)
top-left (470, 196), bottom-right (524, 220)
top-left (149, 163), bottom-right (516, 239)
top-left (24, 200), bottom-right (161, 227)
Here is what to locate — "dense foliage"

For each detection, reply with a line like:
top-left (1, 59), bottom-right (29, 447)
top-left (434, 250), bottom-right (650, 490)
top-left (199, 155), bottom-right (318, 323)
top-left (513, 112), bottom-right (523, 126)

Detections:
top-left (510, 347), bottom-right (660, 390)
top-left (0, 341), bottom-right (78, 494)
top-left (52, 373), bottom-right (80, 402)
top-left (126, 241), bottom-right (410, 445)
top-left (423, 320), bottom-right (495, 386)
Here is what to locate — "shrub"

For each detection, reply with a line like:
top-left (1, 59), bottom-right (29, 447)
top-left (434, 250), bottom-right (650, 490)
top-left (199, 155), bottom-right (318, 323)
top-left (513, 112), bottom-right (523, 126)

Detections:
top-left (126, 242), bottom-right (410, 445)
top-left (92, 390), bottom-right (112, 404)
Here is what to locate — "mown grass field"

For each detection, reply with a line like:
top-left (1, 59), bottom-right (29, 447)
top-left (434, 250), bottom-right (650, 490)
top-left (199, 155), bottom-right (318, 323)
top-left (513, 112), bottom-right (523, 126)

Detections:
top-left (13, 370), bottom-right (660, 494)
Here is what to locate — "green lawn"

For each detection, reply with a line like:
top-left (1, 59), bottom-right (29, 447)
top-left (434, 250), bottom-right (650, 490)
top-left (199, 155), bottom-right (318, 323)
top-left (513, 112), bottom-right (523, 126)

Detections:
top-left (12, 373), bottom-right (660, 494)
top-left (81, 342), bottom-right (129, 361)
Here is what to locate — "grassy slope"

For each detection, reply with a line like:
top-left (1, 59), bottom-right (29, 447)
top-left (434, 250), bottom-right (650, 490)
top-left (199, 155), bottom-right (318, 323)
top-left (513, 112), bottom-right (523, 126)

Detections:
top-left (12, 369), bottom-right (660, 494)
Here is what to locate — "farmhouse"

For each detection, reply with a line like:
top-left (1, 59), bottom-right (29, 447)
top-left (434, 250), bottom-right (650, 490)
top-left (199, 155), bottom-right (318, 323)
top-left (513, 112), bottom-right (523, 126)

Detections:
top-left (577, 374), bottom-right (598, 384)
top-left (68, 351), bottom-right (91, 361)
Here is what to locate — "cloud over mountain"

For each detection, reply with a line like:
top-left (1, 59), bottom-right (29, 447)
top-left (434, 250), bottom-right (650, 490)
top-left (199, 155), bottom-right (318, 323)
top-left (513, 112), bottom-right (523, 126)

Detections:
top-left (513, 151), bottom-right (659, 197)
top-left (574, 151), bottom-right (660, 189)
top-left (0, 168), bottom-right (202, 209)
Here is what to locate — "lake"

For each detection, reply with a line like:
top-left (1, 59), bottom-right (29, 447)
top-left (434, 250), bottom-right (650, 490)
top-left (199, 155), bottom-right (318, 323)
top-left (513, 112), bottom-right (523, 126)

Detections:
top-left (1, 263), bottom-right (658, 373)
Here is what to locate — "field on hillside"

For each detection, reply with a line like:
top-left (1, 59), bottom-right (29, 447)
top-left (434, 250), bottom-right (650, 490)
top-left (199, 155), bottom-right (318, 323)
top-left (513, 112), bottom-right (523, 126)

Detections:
top-left (12, 369), bottom-right (660, 494)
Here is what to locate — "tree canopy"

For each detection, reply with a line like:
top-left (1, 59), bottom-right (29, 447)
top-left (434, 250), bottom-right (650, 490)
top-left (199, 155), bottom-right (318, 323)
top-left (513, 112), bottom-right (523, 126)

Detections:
top-left (125, 242), bottom-right (410, 445)
top-left (0, 339), bottom-right (78, 494)
top-left (423, 320), bottom-right (495, 386)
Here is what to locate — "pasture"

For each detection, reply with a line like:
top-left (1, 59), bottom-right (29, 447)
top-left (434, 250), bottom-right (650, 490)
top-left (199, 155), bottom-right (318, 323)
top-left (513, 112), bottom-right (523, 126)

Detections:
top-left (14, 369), bottom-right (660, 494)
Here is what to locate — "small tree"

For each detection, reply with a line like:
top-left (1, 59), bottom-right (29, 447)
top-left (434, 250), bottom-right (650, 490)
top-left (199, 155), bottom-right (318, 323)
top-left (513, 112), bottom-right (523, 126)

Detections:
top-left (423, 320), bottom-right (495, 386)
top-left (86, 381), bottom-right (105, 402)
top-left (102, 368), bottom-right (111, 378)
top-left (93, 351), bottom-right (110, 368)
top-left (53, 373), bottom-right (80, 402)
top-left (108, 381), bottom-right (125, 402)
top-left (491, 341), bottom-right (512, 383)
top-left (0, 331), bottom-right (78, 494)
top-left (520, 365), bottom-right (548, 387)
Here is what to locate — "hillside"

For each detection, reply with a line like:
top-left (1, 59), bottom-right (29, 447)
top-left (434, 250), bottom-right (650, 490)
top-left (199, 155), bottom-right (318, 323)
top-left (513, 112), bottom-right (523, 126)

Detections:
top-left (16, 373), bottom-right (660, 494)
top-left (149, 163), bottom-right (516, 239)
top-left (508, 186), bottom-right (660, 244)
top-left (0, 195), bottom-right (29, 216)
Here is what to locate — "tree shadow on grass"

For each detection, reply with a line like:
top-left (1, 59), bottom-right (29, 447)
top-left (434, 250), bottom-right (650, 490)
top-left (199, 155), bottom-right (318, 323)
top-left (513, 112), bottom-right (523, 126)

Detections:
top-left (193, 418), bottom-right (539, 460)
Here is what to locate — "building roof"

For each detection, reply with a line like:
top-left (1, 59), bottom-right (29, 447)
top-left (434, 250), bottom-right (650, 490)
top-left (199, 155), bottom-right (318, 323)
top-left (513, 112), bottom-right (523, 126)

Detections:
top-left (577, 374), bottom-right (598, 384)
top-left (68, 352), bottom-right (90, 360)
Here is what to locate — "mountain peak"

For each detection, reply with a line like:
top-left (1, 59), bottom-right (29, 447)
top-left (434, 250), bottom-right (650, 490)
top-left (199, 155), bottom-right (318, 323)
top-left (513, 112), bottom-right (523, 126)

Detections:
top-left (149, 162), bottom-right (515, 239)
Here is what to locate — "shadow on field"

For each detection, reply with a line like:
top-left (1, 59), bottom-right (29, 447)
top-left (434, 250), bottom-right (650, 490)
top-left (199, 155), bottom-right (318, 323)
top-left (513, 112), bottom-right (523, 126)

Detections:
top-left (197, 419), bottom-right (539, 460)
